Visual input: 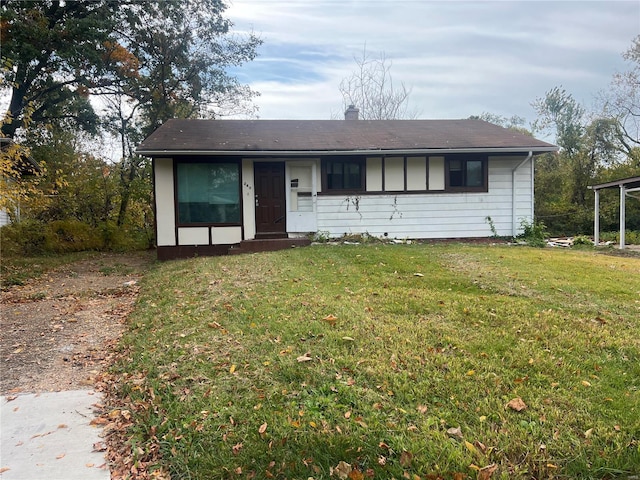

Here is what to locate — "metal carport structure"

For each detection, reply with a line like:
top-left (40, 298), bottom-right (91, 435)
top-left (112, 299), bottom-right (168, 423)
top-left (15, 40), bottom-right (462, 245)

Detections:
top-left (588, 175), bottom-right (640, 249)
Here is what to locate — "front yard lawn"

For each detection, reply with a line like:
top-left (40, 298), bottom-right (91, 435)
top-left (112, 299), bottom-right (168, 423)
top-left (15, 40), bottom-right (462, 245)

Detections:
top-left (105, 244), bottom-right (640, 479)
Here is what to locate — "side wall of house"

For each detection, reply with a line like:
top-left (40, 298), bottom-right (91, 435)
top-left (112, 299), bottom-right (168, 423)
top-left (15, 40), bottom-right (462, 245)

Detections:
top-left (0, 208), bottom-right (11, 227)
top-left (316, 156), bottom-right (533, 238)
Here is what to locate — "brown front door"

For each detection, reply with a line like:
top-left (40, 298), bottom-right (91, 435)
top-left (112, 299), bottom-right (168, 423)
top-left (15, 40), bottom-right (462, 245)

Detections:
top-left (254, 162), bottom-right (286, 237)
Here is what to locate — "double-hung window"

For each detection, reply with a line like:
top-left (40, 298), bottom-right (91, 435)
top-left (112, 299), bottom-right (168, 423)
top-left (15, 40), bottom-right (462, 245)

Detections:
top-left (322, 157), bottom-right (365, 192)
top-left (176, 161), bottom-right (241, 224)
top-left (446, 157), bottom-right (487, 192)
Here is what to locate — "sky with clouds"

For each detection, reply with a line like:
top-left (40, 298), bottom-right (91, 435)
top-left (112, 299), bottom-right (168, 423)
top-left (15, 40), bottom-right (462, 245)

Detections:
top-left (226, 0), bottom-right (639, 129)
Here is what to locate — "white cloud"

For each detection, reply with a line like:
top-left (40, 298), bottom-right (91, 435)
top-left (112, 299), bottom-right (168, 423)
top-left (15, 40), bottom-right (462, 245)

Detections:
top-left (226, 0), bottom-right (639, 124)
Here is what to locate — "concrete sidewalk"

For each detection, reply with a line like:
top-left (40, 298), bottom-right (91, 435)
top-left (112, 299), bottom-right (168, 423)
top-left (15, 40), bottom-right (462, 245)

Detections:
top-left (0, 390), bottom-right (110, 480)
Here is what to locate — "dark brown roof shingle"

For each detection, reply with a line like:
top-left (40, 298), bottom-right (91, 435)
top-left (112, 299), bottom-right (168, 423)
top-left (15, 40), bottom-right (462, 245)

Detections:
top-left (137, 119), bottom-right (557, 155)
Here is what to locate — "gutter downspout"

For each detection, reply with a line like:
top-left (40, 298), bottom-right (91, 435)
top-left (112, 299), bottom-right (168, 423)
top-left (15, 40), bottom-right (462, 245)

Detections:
top-left (512, 151), bottom-right (533, 237)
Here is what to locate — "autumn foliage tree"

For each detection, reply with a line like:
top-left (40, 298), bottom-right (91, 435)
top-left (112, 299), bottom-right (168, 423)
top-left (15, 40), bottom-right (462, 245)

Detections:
top-left (1, 0), bottom-right (261, 249)
top-left (0, 1), bottom-right (121, 138)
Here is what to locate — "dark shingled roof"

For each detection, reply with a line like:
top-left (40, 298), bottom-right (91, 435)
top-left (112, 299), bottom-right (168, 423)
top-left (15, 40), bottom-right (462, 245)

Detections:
top-left (137, 119), bottom-right (557, 155)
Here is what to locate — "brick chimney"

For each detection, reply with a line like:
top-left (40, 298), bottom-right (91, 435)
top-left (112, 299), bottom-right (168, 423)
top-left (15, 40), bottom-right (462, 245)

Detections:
top-left (344, 105), bottom-right (359, 120)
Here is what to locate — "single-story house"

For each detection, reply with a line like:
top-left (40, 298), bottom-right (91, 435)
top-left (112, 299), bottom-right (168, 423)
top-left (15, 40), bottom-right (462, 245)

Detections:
top-left (136, 111), bottom-right (557, 260)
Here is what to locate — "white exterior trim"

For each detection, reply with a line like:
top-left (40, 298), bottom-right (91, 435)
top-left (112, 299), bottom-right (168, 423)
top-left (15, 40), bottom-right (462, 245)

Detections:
top-left (154, 158), bottom-right (176, 246)
top-left (241, 159), bottom-right (256, 240)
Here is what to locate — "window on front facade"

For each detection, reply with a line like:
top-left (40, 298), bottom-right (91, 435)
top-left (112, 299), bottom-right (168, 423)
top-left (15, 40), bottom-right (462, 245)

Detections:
top-left (176, 161), bottom-right (241, 224)
top-left (446, 157), bottom-right (486, 191)
top-left (323, 157), bottom-right (365, 192)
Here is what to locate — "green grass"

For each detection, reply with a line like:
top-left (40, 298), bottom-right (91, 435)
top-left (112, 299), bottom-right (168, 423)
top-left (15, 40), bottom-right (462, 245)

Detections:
top-left (109, 244), bottom-right (640, 479)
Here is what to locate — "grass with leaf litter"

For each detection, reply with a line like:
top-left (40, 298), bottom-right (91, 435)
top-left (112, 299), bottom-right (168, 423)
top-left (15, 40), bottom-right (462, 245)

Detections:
top-left (106, 244), bottom-right (640, 479)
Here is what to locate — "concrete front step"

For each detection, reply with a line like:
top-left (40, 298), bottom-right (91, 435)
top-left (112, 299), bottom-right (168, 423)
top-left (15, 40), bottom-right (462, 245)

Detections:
top-left (228, 238), bottom-right (311, 255)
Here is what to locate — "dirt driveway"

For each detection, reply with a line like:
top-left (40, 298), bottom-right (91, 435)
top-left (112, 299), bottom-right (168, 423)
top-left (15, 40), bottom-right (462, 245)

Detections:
top-left (1, 252), bottom-right (155, 395)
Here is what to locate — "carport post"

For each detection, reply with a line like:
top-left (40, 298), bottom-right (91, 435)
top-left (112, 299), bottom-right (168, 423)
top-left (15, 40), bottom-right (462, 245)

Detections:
top-left (620, 184), bottom-right (626, 249)
top-left (593, 189), bottom-right (600, 246)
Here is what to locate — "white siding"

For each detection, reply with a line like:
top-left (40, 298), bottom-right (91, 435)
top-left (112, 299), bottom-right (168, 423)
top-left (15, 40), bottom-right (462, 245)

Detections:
top-left (316, 156), bottom-right (533, 239)
top-left (508, 155), bottom-right (534, 235)
top-left (154, 158), bottom-right (176, 246)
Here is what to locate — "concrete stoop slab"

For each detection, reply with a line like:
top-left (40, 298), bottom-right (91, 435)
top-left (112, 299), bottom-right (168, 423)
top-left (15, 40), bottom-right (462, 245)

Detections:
top-left (0, 390), bottom-right (109, 480)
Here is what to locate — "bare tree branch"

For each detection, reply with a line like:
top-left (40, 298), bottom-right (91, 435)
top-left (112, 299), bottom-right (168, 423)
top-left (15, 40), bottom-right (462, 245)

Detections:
top-left (339, 45), bottom-right (418, 120)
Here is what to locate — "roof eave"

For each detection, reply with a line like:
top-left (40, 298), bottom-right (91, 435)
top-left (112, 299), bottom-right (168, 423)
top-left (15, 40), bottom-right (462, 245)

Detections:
top-left (136, 146), bottom-right (558, 157)
top-left (588, 175), bottom-right (640, 191)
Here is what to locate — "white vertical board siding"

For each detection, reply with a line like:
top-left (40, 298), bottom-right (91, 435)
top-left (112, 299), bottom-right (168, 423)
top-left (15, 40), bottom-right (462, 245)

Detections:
top-left (154, 158), bottom-right (176, 246)
top-left (242, 159), bottom-right (256, 240)
top-left (316, 156), bottom-right (533, 238)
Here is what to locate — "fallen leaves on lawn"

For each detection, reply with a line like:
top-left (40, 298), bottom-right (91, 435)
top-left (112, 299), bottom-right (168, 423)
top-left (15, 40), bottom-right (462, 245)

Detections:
top-left (447, 426), bottom-right (464, 440)
top-left (399, 450), bottom-right (413, 467)
top-left (506, 397), bottom-right (527, 412)
top-left (464, 440), bottom-right (478, 455)
top-left (296, 352), bottom-right (313, 362)
top-left (348, 469), bottom-right (364, 480)
top-left (477, 463), bottom-right (498, 479)
top-left (96, 369), bottom-right (171, 480)
top-left (322, 314), bottom-right (338, 327)
top-left (331, 461), bottom-right (352, 479)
